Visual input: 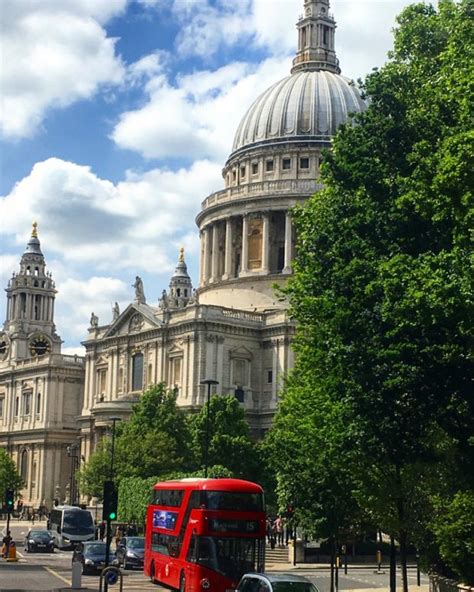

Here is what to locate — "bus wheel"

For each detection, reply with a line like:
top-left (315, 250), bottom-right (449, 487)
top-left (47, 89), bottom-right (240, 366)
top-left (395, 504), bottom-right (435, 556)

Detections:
top-left (180, 572), bottom-right (186, 592)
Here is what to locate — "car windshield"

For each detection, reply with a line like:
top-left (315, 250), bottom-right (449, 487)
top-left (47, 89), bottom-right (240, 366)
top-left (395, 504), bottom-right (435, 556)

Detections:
top-left (127, 538), bottom-right (144, 549)
top-left (62, 510), bottom-right (94, 535)
top-left (85, 543), bottom-right (106, 556)
top-left (201, 491), bottom-right (263, 511)
top-left (30, 531), bottom-right (51, 539)
top-left (197, 536), bottom-right (265, 581)
top-left (272, 582), bottom-right (318, 592)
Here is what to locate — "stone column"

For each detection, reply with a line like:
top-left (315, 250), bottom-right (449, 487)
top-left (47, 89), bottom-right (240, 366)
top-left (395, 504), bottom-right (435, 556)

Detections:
top-left (240, 215), bottom-right (249, 275)
top-left (261, 212), bottom-right (270, 273)
top-left (202, 227), bottom-right (211, 284)
top-left (283, 211), bottom-right (293, 274)
top-left (223, 218), bottom-right (233, 280)
top-left (210, 223), bottom-right (219, 283)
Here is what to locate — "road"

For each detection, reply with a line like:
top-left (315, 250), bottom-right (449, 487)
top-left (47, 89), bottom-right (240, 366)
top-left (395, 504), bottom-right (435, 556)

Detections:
top-left (1, 522), bottom-right (429, 592)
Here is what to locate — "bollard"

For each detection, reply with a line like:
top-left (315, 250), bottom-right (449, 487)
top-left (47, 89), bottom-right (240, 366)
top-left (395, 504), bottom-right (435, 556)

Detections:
top-left (6, 541), bottom-right (18, 562)
top-left (71, 560), bottom-right (82, 589)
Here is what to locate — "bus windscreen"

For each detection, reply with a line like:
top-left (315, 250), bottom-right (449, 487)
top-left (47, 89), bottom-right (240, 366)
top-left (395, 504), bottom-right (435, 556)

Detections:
top-left (200, 491), bottom-right (263, 511)
top-left (62, 510), bottom-right (94, 535)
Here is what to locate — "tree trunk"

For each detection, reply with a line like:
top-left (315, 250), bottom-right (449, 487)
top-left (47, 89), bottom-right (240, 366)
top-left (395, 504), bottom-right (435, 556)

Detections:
top-left (390, 534), bottom-right (396, 592)
top-left (330, 536), bottom-right (335, 592)
top-left (399, 530), bottom-right (408, 592)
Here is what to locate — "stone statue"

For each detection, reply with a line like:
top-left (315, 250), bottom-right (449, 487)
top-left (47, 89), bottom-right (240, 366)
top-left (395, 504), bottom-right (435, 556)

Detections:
top-left (112, 302), bottom-right (120, 321)
top-left (188, 288), bottom-right (199, 305)
top-left (133, 276), bottom-right (146, 303)
top-left (90, 312), bottom-right (99, 327)
top-left (159, 289), bottom-right (169, 310)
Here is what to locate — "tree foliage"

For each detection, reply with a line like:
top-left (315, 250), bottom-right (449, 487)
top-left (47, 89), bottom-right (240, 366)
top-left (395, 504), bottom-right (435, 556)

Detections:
top-left (189, 395), bottom-right (263, 481)
top-left (77, 438), bottom-right (112, 500)
top-left (0, 448), bottom-right (24, 498)
top-left (268, 0), bottom-right (473, 585)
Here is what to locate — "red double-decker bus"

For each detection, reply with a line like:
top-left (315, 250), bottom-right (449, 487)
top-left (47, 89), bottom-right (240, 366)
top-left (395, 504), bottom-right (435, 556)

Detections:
top-left (144, 478), bottom-right (266, 592)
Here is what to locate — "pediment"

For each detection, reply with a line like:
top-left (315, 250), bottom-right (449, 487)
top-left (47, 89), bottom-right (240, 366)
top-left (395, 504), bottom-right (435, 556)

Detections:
top-left (103, 303), bottom-right (162, 338)
top-left (229, 345), bottom-right (253, 360)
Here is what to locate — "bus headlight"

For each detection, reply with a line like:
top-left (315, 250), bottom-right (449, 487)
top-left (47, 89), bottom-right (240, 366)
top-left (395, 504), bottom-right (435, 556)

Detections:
top-left (201, 579), bottom-right (210, 589)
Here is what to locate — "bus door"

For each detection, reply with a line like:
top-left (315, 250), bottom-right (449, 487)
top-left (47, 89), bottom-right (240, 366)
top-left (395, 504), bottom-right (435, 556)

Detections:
top-left (183, 532), bottom-right (199, 592)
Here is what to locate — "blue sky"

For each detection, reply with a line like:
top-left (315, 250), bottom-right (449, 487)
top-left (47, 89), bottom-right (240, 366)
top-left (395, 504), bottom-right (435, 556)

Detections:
top-left (0, 0), bottom-right (416, 352)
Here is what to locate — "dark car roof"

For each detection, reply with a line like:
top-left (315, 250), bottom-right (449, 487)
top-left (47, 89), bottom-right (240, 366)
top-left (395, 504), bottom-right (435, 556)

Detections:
top-left (83, 541), bottom-right (106, 546)
top-left (28, 530), bottom-right (52, 536)
top-left (243, 574), bottom-right (314, 584)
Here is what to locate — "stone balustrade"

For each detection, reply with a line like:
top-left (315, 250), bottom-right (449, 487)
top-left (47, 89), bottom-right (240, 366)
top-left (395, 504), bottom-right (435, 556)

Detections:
top-left (201, 178), bottom-right (322, 210)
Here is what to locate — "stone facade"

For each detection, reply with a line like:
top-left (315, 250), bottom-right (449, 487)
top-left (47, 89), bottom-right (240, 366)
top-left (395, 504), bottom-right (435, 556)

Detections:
top-left (0, 225), bottom-right (84, 507)
top-left (79, 0), bottom-right (365, 462)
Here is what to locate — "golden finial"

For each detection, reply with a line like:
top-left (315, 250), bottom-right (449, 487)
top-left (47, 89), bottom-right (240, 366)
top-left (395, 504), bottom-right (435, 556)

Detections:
top-left (31, 221), bottom-right (38, 238)
top-left (179, 247), bottom-right (185, 262)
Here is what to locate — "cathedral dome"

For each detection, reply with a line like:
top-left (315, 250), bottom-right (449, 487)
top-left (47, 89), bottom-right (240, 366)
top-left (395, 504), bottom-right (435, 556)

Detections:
top-left (232, 70), bottom-right (365, 155)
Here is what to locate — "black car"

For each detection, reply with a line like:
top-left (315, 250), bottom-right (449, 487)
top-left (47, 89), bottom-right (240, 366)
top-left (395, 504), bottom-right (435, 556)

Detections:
top-left (24, 529), bottom-right (55, 553)
top-left (72, 541), bottom-right (111, 575)
top-left (237, 574), bottom-right (319, 592)
top-left (116, 536), bottom-right (145, 570)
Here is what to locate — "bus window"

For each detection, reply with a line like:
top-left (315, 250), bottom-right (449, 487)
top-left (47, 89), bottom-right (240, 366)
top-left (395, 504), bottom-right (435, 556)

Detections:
top-left (201, 491), bottom-right (263, 511)
top-left (186, 534), bottom-right (197, 563)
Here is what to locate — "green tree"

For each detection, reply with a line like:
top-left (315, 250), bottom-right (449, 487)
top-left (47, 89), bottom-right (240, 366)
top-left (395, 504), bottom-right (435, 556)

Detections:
top-left (189, 394), bottom-right (263, 482)
top-left (116, 383), bottom-right (195, 478)
top-left (271, 1), bottom-right (472, 588)
top-left (0, 448), bottom-right (24, 499)
top-left (77, 438), bottom-right (111, 500)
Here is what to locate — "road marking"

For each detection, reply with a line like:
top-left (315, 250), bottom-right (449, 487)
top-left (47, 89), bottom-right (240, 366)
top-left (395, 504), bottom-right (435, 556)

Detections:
top-left (44, 566), bottom-right (71, 586)
top-left (17, 550), bottom-right (24, 558)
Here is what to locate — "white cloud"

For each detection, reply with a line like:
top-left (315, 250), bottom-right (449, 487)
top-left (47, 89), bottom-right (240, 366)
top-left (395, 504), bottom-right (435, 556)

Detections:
top-left (112, 56), bottom-right (291, 161)
top-left (0, 0), bottom-right (126, 138)
top-left (0, 157), bottom-right (221, 273)
top-left (168, 0), bottom-right (412, 80)
top-left (55, 276), bottom-right (130, 341)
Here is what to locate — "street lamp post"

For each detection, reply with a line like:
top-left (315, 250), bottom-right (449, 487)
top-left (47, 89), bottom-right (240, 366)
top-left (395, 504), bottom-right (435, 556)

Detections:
top-left (200, 379), bottom-right (219, 478)
top-left (105, 416), bottom-right (121, 585)
top-left (66, 444), bottom-right (79, 506)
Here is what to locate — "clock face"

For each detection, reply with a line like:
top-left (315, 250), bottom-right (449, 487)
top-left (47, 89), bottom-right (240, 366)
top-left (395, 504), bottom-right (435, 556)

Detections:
top-left (29, 335), bottom-right (51, 357)
top-left (0, 333), bottom-right (8, 359)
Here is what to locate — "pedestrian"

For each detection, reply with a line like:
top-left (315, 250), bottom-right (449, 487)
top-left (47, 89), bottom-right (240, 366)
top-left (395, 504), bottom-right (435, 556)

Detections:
top-left (275, 515), bottom-right (283, 546)
top-left (2, 530), bottom-right (12, 558)
top-left (266, 517), bottom-right (272, 544)
top-left (270, 519), bottom-right (276, 550)
top-left (115, 524), bottom-right (123, 547)
top-left (99, 521), bottom-right (106, 541)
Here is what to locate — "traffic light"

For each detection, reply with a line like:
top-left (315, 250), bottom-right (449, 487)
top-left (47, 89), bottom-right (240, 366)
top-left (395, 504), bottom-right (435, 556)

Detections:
top-left (5, 489), bottom-right (14, 513)
top-left (103, 481), bottom-right (118, 521)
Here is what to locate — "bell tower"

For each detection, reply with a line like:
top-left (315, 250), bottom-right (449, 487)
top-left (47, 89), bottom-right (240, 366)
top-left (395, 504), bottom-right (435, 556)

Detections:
top-left (291, 0), bottom-right (340, 74)
top-left (2, 223), bottom-right (61, 361)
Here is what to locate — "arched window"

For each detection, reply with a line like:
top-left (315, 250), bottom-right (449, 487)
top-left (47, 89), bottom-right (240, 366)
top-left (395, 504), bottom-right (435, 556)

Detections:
top-left (131, 353), bottom-right (144, 391)
top-left (20, 449), bottom-right (28, 482)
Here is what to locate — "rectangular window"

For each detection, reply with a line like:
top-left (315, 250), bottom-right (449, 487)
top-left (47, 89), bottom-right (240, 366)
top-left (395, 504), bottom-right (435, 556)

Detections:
top-left (99, 370), bottom-right (107, 394)
top-left (265, 160), bottom-right (274, 172)
top-left (152, 489), bottom-right (185, 507)
top-left (132, 353), bottom-right (144, 391)
top-left (282, 158), bottom-right (291, 170)
top-left (267, 370), bottom-right (273, 384)
top-left (0, 397), bottom-right (4, 418)
top-left (232, 170), bottom-right (237, 181)
top-left (170, 357), bottom-right (182, 388)
top-left (14, 396), bottom-right (19, 417)
top-left (36, 392), bottom-right (41, 415)
top-left (233, 358), bottom-right (248, 386)
top-left (23, 392), bottom-right (31, 416)
top-left (300, 157), bottom-right (309, 169)
top-left (251, 162), bottom-right (258, 175)
top-left (240, 166), bottom-right (246, 178)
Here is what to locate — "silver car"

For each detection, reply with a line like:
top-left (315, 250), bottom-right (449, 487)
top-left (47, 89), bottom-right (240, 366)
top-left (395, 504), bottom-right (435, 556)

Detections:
top-left (237, 573), bottom-right (319, 592)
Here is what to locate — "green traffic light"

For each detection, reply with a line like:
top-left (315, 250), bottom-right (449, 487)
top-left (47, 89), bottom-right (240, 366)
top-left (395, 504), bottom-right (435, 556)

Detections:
top-left (109, 512), bottom-right (116, 520)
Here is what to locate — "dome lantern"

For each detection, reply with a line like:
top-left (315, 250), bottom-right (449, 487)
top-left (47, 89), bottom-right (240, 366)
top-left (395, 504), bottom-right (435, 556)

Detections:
top-left (292, 0), bottom-right (340, 75)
